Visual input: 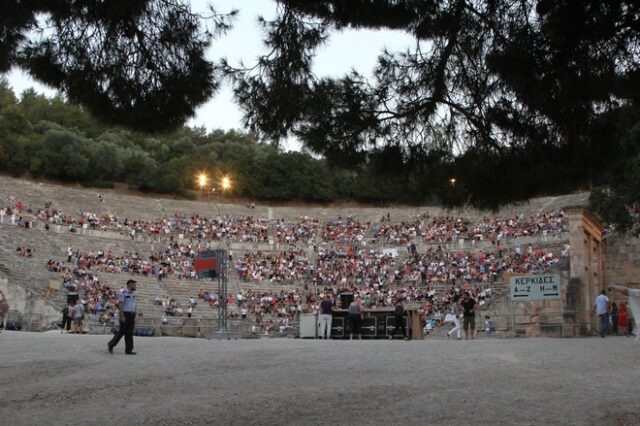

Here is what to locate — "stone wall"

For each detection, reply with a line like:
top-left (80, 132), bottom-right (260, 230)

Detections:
top-left (0, 275), bottom-right (61, 330)
top-left (478, 270), bottom-right (576, 337)
top-left (602, 234), bottom-right (640, 307)
top-left (564, 207), bottom-right (604, 334)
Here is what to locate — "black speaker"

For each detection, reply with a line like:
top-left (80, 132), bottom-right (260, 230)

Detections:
top-left (339, 292), bottom-right (354, 309)
top-left (331, 317), bottom-right (345, 338)
top-left (386, 316), bottom-right (409, 337)
top-left (377, 317), bottom-right (388, 337)
top-left (360, 317), bottom-right (377, 337)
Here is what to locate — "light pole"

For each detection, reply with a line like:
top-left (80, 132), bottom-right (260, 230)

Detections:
top-left (195, 172), bottom-right (235, 338)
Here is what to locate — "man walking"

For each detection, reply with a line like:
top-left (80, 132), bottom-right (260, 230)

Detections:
top-left (318, 294), bottom-right (333, 339)
top-left (460, 291), bottom-right (478, 340)
top-left (593, 289), bottom-right (610, 337)
top-left (108, 279), bottom-right (137, 355)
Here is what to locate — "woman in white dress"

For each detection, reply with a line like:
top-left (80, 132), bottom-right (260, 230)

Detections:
top-left (447, 293), bottom-right (462, 340)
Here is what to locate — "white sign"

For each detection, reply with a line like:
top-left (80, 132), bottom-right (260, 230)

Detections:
top-left (382, 248), bottom-right (399, 258)
top-left (510, 274), bottom-right (562, 301)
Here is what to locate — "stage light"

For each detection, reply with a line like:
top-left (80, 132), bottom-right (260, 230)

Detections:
top-left (197, 173), bottom-right (208, 189)
top-left (221, 176), bottom-right (231, 191)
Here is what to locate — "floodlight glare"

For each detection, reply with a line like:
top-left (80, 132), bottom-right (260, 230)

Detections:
top-left (197, 173), bottom-right (208, 189)
top-left (221, 176), bottom-right (231, 191)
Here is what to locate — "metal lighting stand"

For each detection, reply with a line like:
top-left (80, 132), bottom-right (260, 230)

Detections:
top-left (205, 249), bottom-right (240, 340)
top-left (217, 250), bottom-right (228, 334)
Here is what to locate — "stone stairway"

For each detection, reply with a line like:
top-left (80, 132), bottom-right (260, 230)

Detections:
top-left (162, 278), bottom-right (222, 317)
top-left (104, 273), bottom-right (168, 319)
top-left (0, 225), bottom-right (69, 306)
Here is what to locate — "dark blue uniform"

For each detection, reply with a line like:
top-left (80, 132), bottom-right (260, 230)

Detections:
top-left (108, 289), bottom-right (136, 354)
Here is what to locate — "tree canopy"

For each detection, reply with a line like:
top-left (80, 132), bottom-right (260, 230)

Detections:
top-left (1, 0), bottom-right (235, 132)
top-left (2, 1), bottom-right (640, 227)
top-left (224, 1), bottom-right (640, 208)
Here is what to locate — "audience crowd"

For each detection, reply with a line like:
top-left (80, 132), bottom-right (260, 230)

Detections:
top-left (2, 196), bottom-right (572, 249)
top-left (274, 217), bottom-right (320, 244)
top-left (235, 250), bottom-right (309, 284)
top-left (49, 242), bottom-right (212, 282)
top-left (310, 244), bottom-right (564, 288)
top-left (2, 195), bottom-right (577, 330)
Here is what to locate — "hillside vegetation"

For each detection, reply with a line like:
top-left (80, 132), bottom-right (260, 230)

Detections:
top-left (0, 80), bottom-right (443, 205)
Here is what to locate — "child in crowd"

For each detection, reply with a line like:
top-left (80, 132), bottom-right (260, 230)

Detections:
top-left (485, 315), bottom-right (495, 336)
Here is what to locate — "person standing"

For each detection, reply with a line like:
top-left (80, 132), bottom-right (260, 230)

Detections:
top-left (609, 284), bottom-right (639, 339)
top-left (318, 294), bottom-right (334, 339)
top-left (71, 298), bottom-right (85, 334)
top-left (617, 302), bottom-right (630, 336)
top-left (446, 294), bottom-right (462, 340)
top-left (593, 289), bottom-right (610, 338)
top-left (0, 290), bottom-right (8, 332)
top-left (484, 316), bottom-right (495, 336)
top-left (389, 299), bottom-right (408, 340)
top-left (60, 301), bottom-right (72, 334)
top-left (611, 302), bottom-right (619, 335)
top-left (460, 291), bottom-right (478, 340)
top-left (108, 279), bottom-right (137, 355)
top-left (347, 297), bottom-right (365, 340)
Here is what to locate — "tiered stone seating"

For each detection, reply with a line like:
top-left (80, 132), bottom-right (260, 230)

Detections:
top-left (0, 175), bottom-right (582, 335)
top-left (0, 175), bottom-right (589, 224)
top-left (0, 223), bottom-right (178, 316)
top-left (236, 280), bottom-right (305, 294)
top-left (162, 278), bottom-right (221, 316)
top-left (0, 224), bottom-right (69, 307)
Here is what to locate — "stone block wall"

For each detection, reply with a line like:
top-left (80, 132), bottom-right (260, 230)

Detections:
top-left (478, 271), bottom-right (574, 337)
top-left (602, 234), bottom-right (640, 307)
top-left (603, 235), bottom-right (640, 284)
top-left (0, 276), bottom-right (61, 330)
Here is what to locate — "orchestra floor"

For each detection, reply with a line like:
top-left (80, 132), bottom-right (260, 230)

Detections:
top-left (0, 331), bottom-right (637, 426)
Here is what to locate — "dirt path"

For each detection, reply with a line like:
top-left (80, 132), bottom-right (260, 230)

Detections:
top-left (0, 332), bottom-right (637, 426)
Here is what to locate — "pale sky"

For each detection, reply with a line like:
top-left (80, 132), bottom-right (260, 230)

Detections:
top-left (5, 0), bottom-right (413, 151)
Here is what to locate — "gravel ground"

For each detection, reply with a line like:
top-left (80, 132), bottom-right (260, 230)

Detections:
top-left (0, 331), bottom-right (638, 426)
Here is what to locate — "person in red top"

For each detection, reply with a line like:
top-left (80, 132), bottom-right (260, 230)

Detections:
top-left (617, 302), bottom-right (629, 336)
top-left (609, 284), bottom-right (639, 338)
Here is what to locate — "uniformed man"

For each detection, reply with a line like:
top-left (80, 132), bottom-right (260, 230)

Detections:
top-left (108, 279), bottom-right (137, 355)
